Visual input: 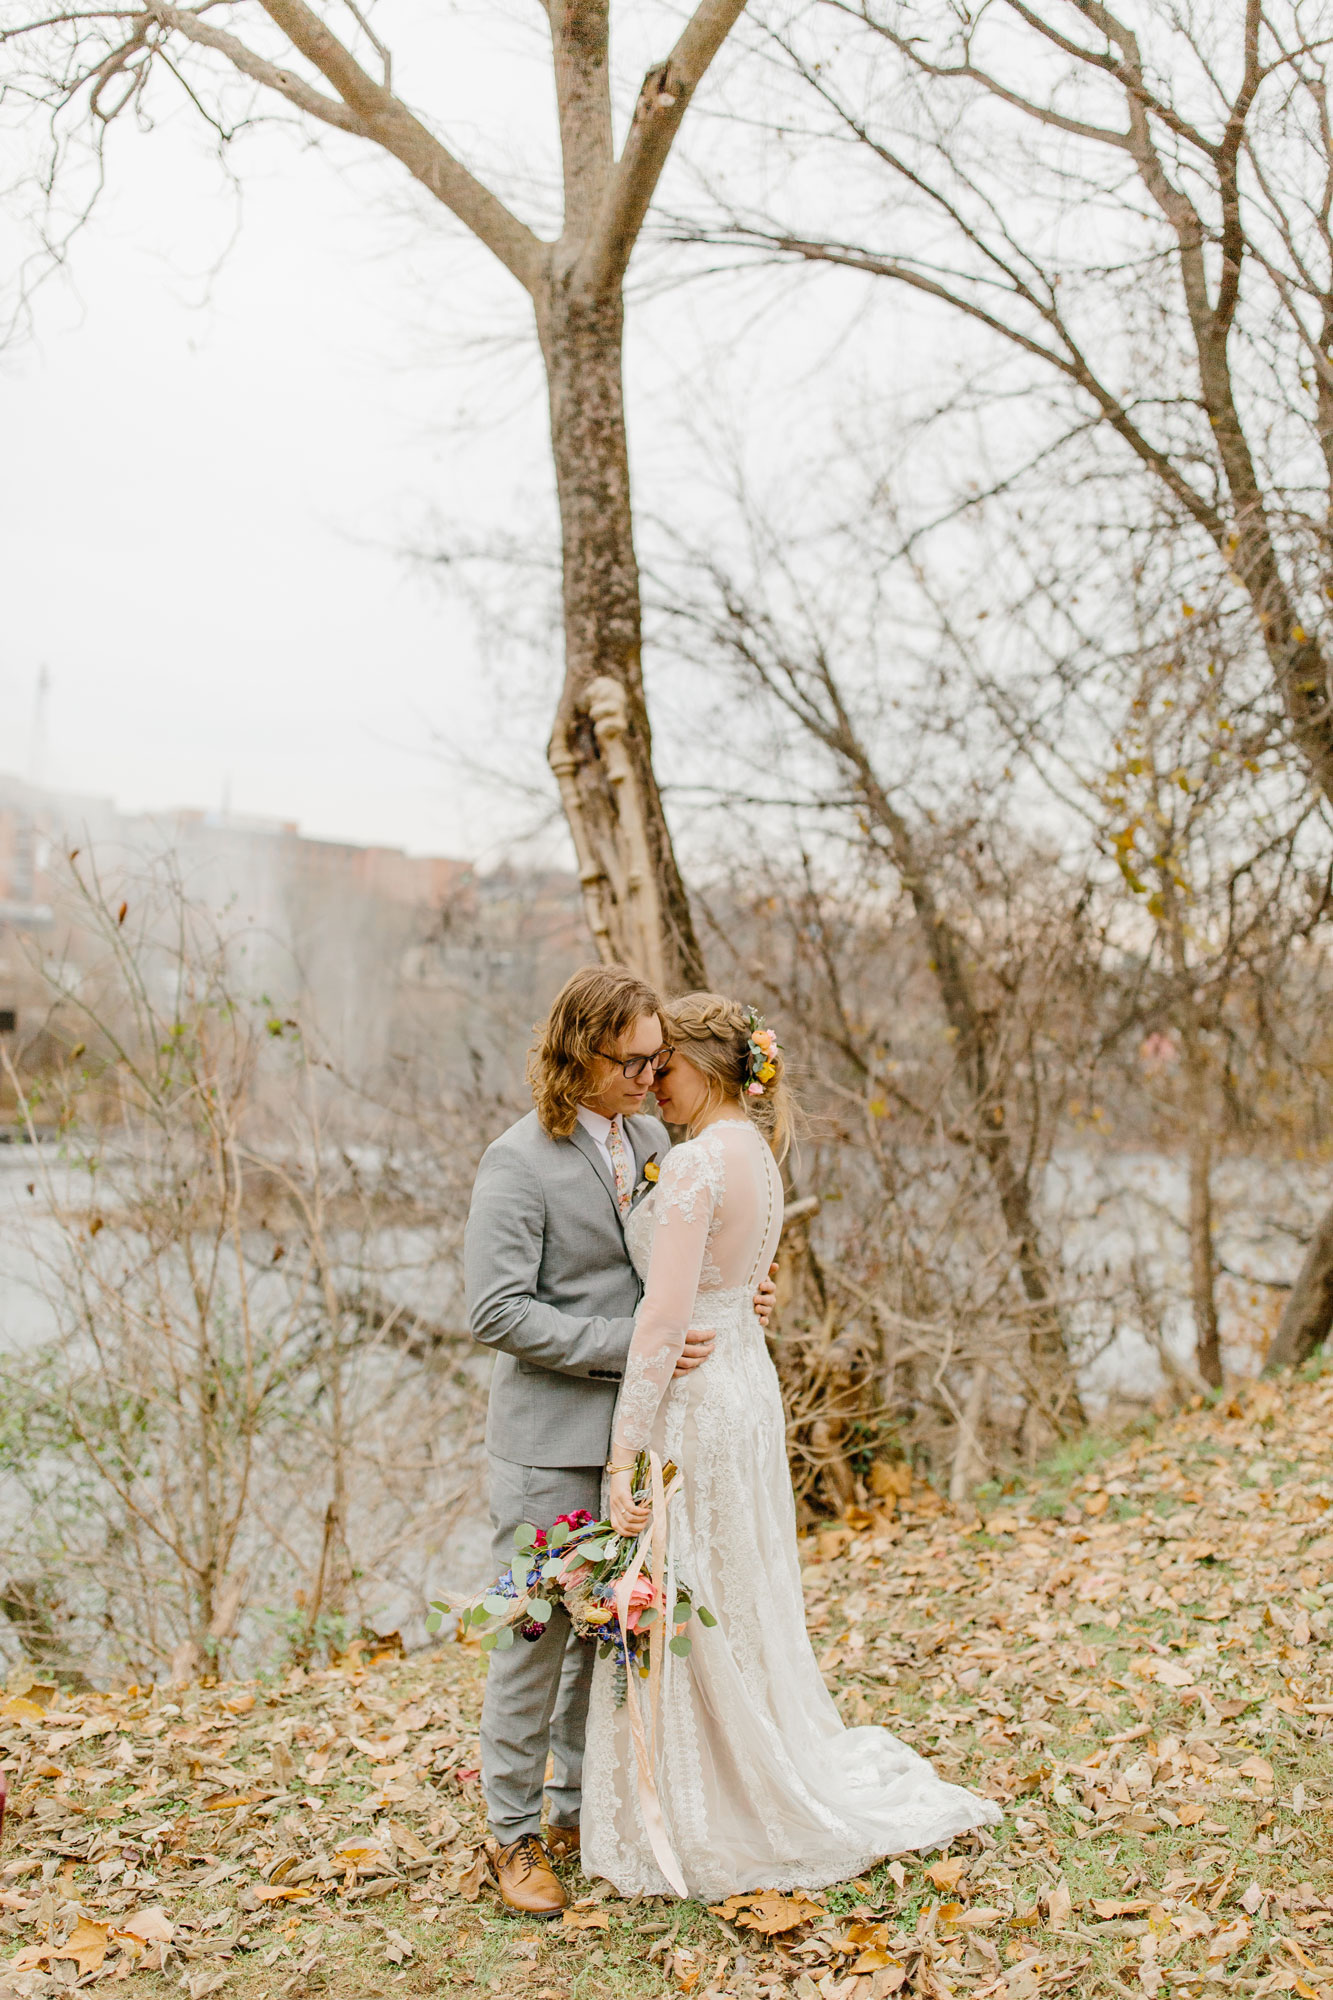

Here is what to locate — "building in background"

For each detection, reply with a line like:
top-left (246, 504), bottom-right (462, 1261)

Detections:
top-left (0, 771), bottom-right (584, 1113)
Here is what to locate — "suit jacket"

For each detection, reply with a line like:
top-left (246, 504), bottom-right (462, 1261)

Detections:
top-left (464, 1107), bottom-right (670, 1468)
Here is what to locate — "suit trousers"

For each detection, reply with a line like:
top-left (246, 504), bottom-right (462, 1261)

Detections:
top-left (479, 1452), bottom-right (603, 1842)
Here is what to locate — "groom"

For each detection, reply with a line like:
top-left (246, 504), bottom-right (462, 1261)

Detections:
top-left (464, 963), bottom-right (773, 1916)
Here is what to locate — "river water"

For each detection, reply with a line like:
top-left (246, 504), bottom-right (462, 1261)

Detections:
top-left (0, 1139), bottom-right (1325, 1675)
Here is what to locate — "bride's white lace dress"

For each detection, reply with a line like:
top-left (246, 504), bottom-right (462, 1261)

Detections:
top-left (582, 1117), bottom-right (1000, 1901)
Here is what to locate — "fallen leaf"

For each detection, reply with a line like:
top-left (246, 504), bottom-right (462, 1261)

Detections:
top-left (562, 1907), bottom-right (611, 1931)
top-left (351, 1733), bottom-right (409, 1763)
top-left (1208, 1919), bottom-right (1252, 1963)
top-left (387, 1818), bottom-right (429, 1862)
top-left (201, 1793), bottom-right (255, 1813)
top-left (1237, 1757), bottom-right (1274, 1785)
top-left (925, 1857), bottom-right (967, 1892)
top-left (0, 1697), bottom-right (47, 1725)
top-left (52, 1919), bottom-right (110, 1975)
top-left (117, 1909), bottom-right (174, 1944)
top-left (710, 1890), bottom-right (826, 1936)
top-left (454, 1849), bottom-right (491, 1903)
top-left (1044, 1880), bottom-right (1072, 1929)
top-left (8, 1945), bottom-right (52, 1974)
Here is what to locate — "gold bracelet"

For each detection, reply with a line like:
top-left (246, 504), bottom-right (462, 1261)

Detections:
top-left (605, 1462), bottom-right (636, 1475)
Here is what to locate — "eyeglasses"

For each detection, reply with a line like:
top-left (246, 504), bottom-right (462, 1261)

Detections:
top-left (594, 1045), bottom-right (674, 1082)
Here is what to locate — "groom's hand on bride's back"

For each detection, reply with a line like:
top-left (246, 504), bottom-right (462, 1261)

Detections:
top-left (753, 1265), bottom-right (777, 1328)
top-left (673, 1327), bottom-right (716, 1375)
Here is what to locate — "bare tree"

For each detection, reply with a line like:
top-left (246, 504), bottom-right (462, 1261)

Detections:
top-left (672, 561), bottom-right (1089, 1435)
top-left (0, 856), bottom-right (495, 1681)
top-left (701, 0), bottom-right (1333, 1361)
top-left (0, 0), bottom-right (762, 989)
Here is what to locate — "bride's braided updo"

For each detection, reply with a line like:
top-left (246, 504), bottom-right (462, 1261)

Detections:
top-left (664, 992), bottom-right (794, 1162)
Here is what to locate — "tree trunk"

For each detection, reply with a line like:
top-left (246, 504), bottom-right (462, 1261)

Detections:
top-left (1263, 1193), bottom-right (1333, 1373)
top-left (539, 283), bottom-right (706, 994)
top-left (1185, 1105), bottom-right (1222, 1387)
top-left (1160, 871), bottom-right (1222, 1386)
top-left (840, 740), bottom-right (1085, 1429)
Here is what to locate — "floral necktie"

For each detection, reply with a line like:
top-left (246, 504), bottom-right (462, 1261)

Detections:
top-left (607, 1119), bottom-right (634, 1218)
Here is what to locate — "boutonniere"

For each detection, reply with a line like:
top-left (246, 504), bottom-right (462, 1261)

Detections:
top-left (643, 1159), bottom-right (660, 1184)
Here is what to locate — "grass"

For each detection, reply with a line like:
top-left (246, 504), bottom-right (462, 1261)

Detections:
top-left (2, 1369), bottom-right (1332, 2000)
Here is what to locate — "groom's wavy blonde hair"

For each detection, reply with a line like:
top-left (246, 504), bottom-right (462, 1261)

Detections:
top-left (530, 963), bottom-right (665, 1138)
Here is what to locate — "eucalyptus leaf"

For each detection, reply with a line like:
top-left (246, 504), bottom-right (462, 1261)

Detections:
top-left (527, 1599), bottom-right (553, 1624)
top-left (696, 1606), bottom-right (718, 1628)
top-left (482, 1593), bottom-right (510, 1616)
top-left (493, 1626), bottom-right (515, 1651)
top-left (425, 1612), bottom-right (442, 1635)
top-left (513, 1523), bottom-right (537, 1551)
top-left (480, 1630), bottom-right (498, 1652)
top-left (669, 1634), bottom-right (693, 1657)
top-left (636, 1607), bottom-right (659, 1628)
top-left (547, 1523), bottom-right (571, 1548)
top-left (670, 1600), bottom-right (690, 1626)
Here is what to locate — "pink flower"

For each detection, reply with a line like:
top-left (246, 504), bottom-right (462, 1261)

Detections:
top-left (747, 1081), bottom-right (765, 1096)
top-left (561, 1563), bottom-right (592, 1589)
top-left (554, 1509), bottom-right (594, 1532)
top-left (623, 1577), bottom-right (656, 1631)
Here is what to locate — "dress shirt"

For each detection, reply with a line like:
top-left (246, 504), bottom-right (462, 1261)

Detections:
top-left (575, 1104), bottom-right (628, 1182)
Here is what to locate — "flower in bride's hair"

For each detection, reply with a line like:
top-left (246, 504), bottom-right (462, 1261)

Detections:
top-left (747, 1080), bottom-right (765, 1097)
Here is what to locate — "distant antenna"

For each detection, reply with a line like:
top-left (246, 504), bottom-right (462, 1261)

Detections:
top-left (28, 665), bottom-right (50, 789)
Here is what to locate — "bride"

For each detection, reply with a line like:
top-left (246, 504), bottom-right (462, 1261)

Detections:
top-left (581, 993), bottom-right (1000, 1901)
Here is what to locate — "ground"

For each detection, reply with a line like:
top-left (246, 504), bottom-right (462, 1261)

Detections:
top-left (2, 1367), bottom-right (1331, 2000)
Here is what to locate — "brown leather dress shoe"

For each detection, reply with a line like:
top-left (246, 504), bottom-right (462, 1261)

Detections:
top-left (546, 1822), bottom-right (580, 1863)
top-left (491, 1833), bottom-right (567, 1918)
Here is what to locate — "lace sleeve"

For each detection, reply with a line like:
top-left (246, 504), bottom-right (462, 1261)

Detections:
top-left (610, 1140), bottom-right (723, 1460)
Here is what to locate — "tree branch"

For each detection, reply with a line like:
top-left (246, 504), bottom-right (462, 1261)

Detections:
top-left (144, 2), bottom-right (365, 133)
top-left (255, 0), bottom-right (545, 292)
top-left (574, 0), bottom-right (747, 298)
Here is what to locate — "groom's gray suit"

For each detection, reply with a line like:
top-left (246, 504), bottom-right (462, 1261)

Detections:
top-left (464, 1106), bottom-right (668, 1842)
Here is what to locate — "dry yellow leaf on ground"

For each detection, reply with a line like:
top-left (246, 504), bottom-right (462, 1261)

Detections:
top-left (925, 1857), bottom-right (966, 1891)
top-left (724, 1891), bottom-right (826, 1936)
top-left (52, 1920), bottom-right (110, 1975)
top-left (561, 1906), bottom-right (610, 1930)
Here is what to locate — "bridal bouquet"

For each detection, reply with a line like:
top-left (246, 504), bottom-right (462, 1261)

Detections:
top-left (427, 1451), bottom-right (715, 1704)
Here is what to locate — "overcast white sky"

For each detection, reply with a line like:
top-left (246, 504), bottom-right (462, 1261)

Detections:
top-left (0, 4), bottom-right (949, 867)
top-left (0, 8), bottom-right (626, 862)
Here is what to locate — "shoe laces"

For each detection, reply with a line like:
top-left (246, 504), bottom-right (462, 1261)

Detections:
top-left (510, 1833), bottom-right (548, 1877)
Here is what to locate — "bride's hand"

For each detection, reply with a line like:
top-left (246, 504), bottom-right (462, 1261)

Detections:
top-left (608, 1469), bottom-right (651, 1538)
